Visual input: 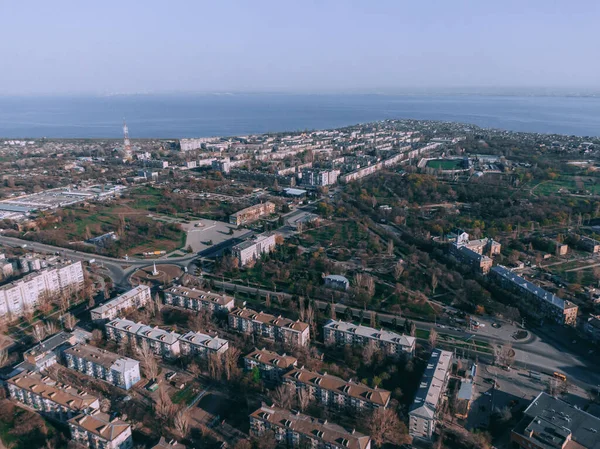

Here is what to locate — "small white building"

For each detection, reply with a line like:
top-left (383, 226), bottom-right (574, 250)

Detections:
top-left (232, 233), bottom-right (278, 267)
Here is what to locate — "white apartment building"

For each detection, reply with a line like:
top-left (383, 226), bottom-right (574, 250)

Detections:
top-left (0, 261), bottom-right (84, 320)
top-left (64, 343), bottom-right (141, 390)
top-left (105, 318), bottom-right (181, 358)
top-left (232, 233), bottom-right (278, 267)
top-left (69, 411), bottom-right (133, 449)
top-left (301, 169), bottom-right (340, 187)
top-left (90, 285), bottom-right (151, 322)
top-left (178, 331), bottom-right (229, 358)
top-left (163, 285), bottom-right (234, 314)
top-left (409, 349), bottom-right (453, 440)
top-left (7, 370), bottom-right (99, 422)
top-left (250, 405), bottom-right (371, 449)
top-left (323, 319), bottom-right (416, 357)
top-left (283, 368), bottom-right (390, 411)
top-left (229, 307), bottom-right (310, 347)
top-left (243, 348), bottom-right (298, 382)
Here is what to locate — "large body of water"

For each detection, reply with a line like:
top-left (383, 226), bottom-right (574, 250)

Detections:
top-left (0, 94), bottom-right (599, 139)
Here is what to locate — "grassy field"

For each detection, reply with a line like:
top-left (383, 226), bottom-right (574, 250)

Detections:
top-left (171, 385), bottom-right (197, 405)
top-left (426, 159), bottom-right (466, 170)
top-left (535, 176), bottom-right (600, 196)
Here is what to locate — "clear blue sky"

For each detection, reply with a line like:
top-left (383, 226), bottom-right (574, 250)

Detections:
top-left (1, 0), bottom-right (598, 95)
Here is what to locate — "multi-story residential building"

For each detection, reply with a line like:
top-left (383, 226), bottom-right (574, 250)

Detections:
top-left (454, 246), bottom-right (493, 274)
top-left (452, 231), bottom-right (501, 256)
top-left (250, 405), bottom-right (371, 449)
top-left (232, 232), bottom-right (278, 267)
top-left (243, 348), bottom-right (298, 382)
top-left (283, 368), bottom-right (390, 410)
top-left (22, 331), bottom-right (82, 371)
top-left (163, 285), bottom-right (234, 315)
top-left (323, 274), bottom-right (350, 291)
top-left (69, 411), bottom-right (133, 449)
top-left (229, 307), bottom-right (310, 347)
top-left (178, 331), bottom-right (229, 358)
top-left (64, 343), bottom-right (141, 390)
top-left (511, 392), bottom-right (600, 449)
top-left (584, 315), bottom-right (600, 343)
top-left (301, 169), bottom-right (340, 187)
top-left (323, 319), bottom-right (416, 357)
top-left (211, 157), bottom-right (231, 174)
top-left (0, 261), bottom-right (84, 320)
top-left (7, 370), bottom-right (99, 422)
top-left (105, 318), bottom-right (181, 358)
top-left (579, 236), bottom-right (600, 253)
top-left (229, 202), bottom-right (276, 226)
top-left (90, 285), bottom-right (151, 322)
top-left (490, 266), bottom-right (578, 326)
top-left (409, 349), bottom-right (453, 441)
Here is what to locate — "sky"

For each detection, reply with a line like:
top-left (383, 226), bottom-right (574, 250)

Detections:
top-left (1, 0), bottom-right (599, 95)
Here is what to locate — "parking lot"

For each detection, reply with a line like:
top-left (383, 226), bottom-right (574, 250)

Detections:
top-left (181, 219), bottom-right (250, 252)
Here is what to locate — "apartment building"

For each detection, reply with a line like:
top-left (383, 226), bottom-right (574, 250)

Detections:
top-left (229, 307), bottom-right (310, 347)
top-left (152, 437), bottom-right (187, 449)
top-left (250, 405), bottom-right (371, 449)
top-left (452, 231), bottom-right (502, 256)
top-left (22, 331), bottom-right (82, 371)
top-left (232, 232), bottom-right (278, 267)
top-left (163, 285), bottom-right (234, 314)
top-left (69, 411), bottom-right (133, 449)
top-left (454, 246), bottom-right (493, 274)
top-left (283, 368), bottom-right (390, 410)
top-left (323, 319), bottom-right (416, 357)
top-left (511, 392), bottom-right (600, 449)
top-left (229, 202), bottom-right (276, 226)
top-left (490, 266), bottom-right (578, 326)
top-left (64, 343), bottom-right (141, 390)
top-left (409, 349), bottom-right (453, 440)
top-left (301, 169), bottom-right (340, 187)
top-left (90, 285), bottom-right (151, 322)
top-left (323, 275), bottom-right (350, 291)
top-left (7, 370), bottom-right (99, 422)
top-left (243, 348), bottom-right (298, 382)
top-left (178, 331), bottom-right (229, 358)
top-left (211, 157), bottom-right (231, 174)
top-left (0, 261), bottom-right (84, 320)
top-left (579, 236), bottom-right (600, 253)
top-left (105, 318), bottom-right (181, 358)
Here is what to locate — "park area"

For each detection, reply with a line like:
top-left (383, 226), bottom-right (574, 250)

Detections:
top-left (533, 175), bottom-right (600, 197)
top-left (426, 159), bottom-right (467, 170)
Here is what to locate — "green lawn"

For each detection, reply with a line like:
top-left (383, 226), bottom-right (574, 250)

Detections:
top-left (171, 385), bottom-right (197, 405)
top-left (426, 159), bottom-right (466, 170)
top-left (535, 176), bottom-right (600, 196)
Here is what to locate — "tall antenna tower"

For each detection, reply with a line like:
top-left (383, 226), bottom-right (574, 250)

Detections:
top-left (123, 120), bottom-right (132, 161)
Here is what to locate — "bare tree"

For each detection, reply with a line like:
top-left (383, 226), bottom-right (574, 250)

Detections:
top-left (208, 352), bottom-right (224, 381)
top-left (387, 240), bottom-right (394, 256)
top-left (138, 340), bottom-right (159, 380)
top-left (91, 329), bottom-right (103, 345)
top-left (393, 260), bottom-right (405, 281)
top-left (22, 303), bottom-right (35, 324)
top-left (367, 408), bottom-right (404, 447)
top-left (362, 340), bottom-right (377, 366)
top-left (0, 348), bottom-right (8, 368)
top-left (224, 347), bottom-right (241, 382)
top-left (173, 408), bottom-right (190, 438)
top-left (428, 329), bottom-right (438, 349)
top-left (431, 273), bottom-right (439, 294)
top-left (495, 342), bottom-right (515, 368)
top-left (272, 383), bottom-right (294, 409)
top-left (63, 312), bottom-right (77, 331)
top-left (155, 384), bottom-right (175, 423)
top-left (265, 293), bottom-right (271, 308)
top-left (330, 299), bottom-right (336, 320)
top-left (37, 291), bottom-right (53, 316)
top-left (32, 324), bottom-right (46, 343)
top-left (45, 321), bottom-right (59, 336)
top-left (297, 388), bottom-right (313, 411)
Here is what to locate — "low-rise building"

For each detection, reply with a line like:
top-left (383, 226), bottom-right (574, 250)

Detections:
top-left (64, 343), bottom-right (141, 390)
top-left (163, 285), bottom-right (234, 314)
top-left (229, 307), bottom-right (310, 347)
top-left (69, 411), bottom-right (133, 449)
top-left (283, 368), bottom-right (390, 411)
top-left (490, 266), bottom-right (578, 326)
top-left (151, 437), bottom-right (187, 449)
top-left (178, 331), bottom-right (229, 358)
top-left (323, 274), bottom-right (350, 291)
top-left (243, 348), bottom-right (298, 382)
top-left (90, 285), bottom-right (151, 322)
top-left (105, 318), bottom-right (181, 358)
top-left (584, 315), bottom-right (600, 343)
top-left (323, 319), bottom-right (416, 356)
top-left (511, 392), bottom-right (600, 449)
top-left (409, 349), bottom-right (453, 441)
top-left (7, 370), bottom-right (99, 422)
top-left (22, 331), bottom-right (81, 371)
top-left (232, 232), bottom-right (278, 267)
top-left (229, 202), bottom-right (276, 226)
top-left (579, 236), bottom-right (600, 253)
top-left (250, 405), bottom-right (371, 449)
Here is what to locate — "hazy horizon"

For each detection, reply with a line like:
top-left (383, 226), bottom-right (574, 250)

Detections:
top-left (1, 0), bottom-right (599, 95)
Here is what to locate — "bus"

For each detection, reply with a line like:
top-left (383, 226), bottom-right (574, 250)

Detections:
top-left (529, 371), bottom-right (542, 381)
top-left (553, 372), bottom-right (567, 382)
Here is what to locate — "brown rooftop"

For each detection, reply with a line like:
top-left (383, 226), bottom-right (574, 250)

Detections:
top-left (165, 285), bottom-right (234, 306)
top-left (69, 411), bottom-right (130, 441)
top-left (244, 348), bottom-right (298, 369)
top-left (231, 307), bottom-right (309, 332)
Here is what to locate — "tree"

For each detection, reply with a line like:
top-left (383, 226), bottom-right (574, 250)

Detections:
top-left (45, 321), bottom-right (59, 336)
top-left (367, 408), bottom-right (405, 447)
top-left (428, 329), bottom-right (438, 349)
top-left (32, 324), bottom-right (46, 343)
top-left (224, 347), bottom-right (241, 382)
top-left (272, 383), bottom-right (294, 409)
top-left (330, 299), bottom-right (336, 320)
top-left (387, 240), bottom-right (394, 255)
top-left (91, 329), bottom-right (103, 345)
top-left (155, 384), bottom-right (175, 423)
top-left (138, 340), bottom-right (159, 380)
top-left (393, 260), bottom-right (405, 281)
top-left (297, 388), bottom-right (313, 411)
top-left (0, 348), bottom-right (8, 368)
top-left (173, 408), bottom-right (190, 438)
top-left (431, 272), bottom-right (439, 294)
top-left (63, 312), bottom-right (77, 331)
top-left (22, 303), bottom-right (34, 324)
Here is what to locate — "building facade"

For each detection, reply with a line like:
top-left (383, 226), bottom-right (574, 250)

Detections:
top-left (409, 349), bottom-right (453, 441)
top-left (243, 348), bottom-right (298, 382)
top-left (7, 370), bottom-right (99, 422)
top-left (64, 343), bottom-right (141, 390)
top-left (301, 169), bottom-right (340, 187)
top-left (229, 307), bottom-right (310, 347)
top-left (323, 319), bottom-right (416, 356)
top-left (90, 285), bottom-right (151, 322)
top-left (232, 232), bottom-right (278, 267)
top-left (0, 261), bottom-right (84, 320)
top-left (105, 318), bottom-right (181, 358)
top-left (250, 405), bottom-right (371, 449)
top-left (283, 368), bottom-right (390, 411)
top-left (229, 202), bottom-right (276, 226)
top-left (69, 411), bottom-right (133, 449)
top-left (490, 265), bottom-right (578, 326)
top-left (178, 331), bottom-right (229, 358)
top-left (163, 285), bottom-right (234, 314)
